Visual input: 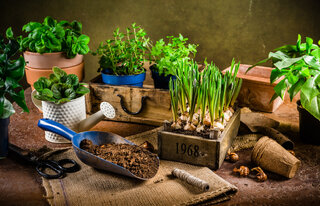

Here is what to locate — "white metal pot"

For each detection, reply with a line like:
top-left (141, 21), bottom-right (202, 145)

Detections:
top-left (31, 91), bottom-right (86, 143)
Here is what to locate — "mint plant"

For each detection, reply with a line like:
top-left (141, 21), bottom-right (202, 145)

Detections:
top-left (19, 16), bottom-right (90, 58)
top-left (93, 23), bottom-right (151, 75)
top-left (247, 35), bottom-right (320, 120)
top-left (34, 67), bottom-right (90, 104)
top-left (150, 34), bottom-right (197, 76)
top-left (0, 28), bottom-right (29, 118)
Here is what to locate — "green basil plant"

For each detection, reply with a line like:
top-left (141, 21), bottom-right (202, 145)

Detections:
top-left (0, 28), bottom-right (29, 119)
top-left (19, 16), bottom-right (90, 58)
top-left (34, 67), bottom-right (90, 104)
top-left (247, 35), bottom-right (320, 120)
top-left (93, 23), bottom-right (151, 75)
top-left (150, 34), bottom-right (198, 76)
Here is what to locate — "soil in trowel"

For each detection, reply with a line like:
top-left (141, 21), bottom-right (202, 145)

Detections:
top-left (80, 139), bottom-right (159, 179)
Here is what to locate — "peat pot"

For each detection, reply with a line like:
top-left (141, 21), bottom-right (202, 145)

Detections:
top-left (158, 108), bottom-right (241, 170)
top-left (297, 100), bottom-right (320, 145)
top-left (222, 64), bottom-right (284, 112)
top-left (0, 118), bottom-right (10, 158)
top-left (150, 65), bottom-right (176, 90)
top-left (31, 91), bottom-right (86, 143)
top-left (101, 69), bottom-right (146, 87)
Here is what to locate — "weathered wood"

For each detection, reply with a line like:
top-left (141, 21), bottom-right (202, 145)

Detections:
top-left (158, 109), bottom-right (241, 170)
top-left (88, 74), bottom-right (172, 126)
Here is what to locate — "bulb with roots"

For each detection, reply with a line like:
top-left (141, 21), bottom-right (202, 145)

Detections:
top-left (192, 113), bottom-right (199, 126)
top-left (171, 119), bottom-right (182, 130)
top-left (196, 124), bottom-right (205, 133)
top-left (203, 113), bottom-right (211, 126)
top-left (210, 121), bottom-right (224, 131)
top-left (179, 112), bottom-right (189, 122)
top-left (184, 122), bottom-right (196, 131)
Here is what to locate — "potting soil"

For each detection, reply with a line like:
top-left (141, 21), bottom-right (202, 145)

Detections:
top-left (80, 139), bottom-right (159, 179)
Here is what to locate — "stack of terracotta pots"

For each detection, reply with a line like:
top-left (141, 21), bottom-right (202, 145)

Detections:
top-left (24, 51), bottom-right (84, 89)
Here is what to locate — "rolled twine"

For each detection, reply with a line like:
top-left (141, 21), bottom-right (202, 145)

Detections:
top-left (172, 168), bottom-right (210, 191)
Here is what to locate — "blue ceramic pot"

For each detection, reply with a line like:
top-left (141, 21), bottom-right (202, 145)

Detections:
top-left (101, 69), bottom-right (146, 87)
top-left (150, 67), bottom-right (176, 90)
top-left (0, 118), bottom-right (10, 159)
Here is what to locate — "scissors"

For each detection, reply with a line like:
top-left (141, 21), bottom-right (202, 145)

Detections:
top-left (9, 143), bottom-right (80, 179)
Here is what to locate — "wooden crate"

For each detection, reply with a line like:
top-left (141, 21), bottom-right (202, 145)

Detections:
top-left (158, 109), bottom-right (240, 170)
top-left (86, 73), bottom-right (172, 126)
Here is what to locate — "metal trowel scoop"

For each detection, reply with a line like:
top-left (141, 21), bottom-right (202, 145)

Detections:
top-left (78, 102), bottom-right (116, 132)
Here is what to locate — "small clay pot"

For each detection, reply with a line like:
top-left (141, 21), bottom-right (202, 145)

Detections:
top-left (23, 51), bottom-right (84, 69)
top-left (25, 62), bottom-right (84, 90)
top-left (251, 136), bottom-right (301, 178)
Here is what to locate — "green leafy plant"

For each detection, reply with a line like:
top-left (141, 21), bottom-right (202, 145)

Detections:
top-left (19, 16), bottom-right (90, 58)
top-left (150, 34), bottom-right (197, 76)
top-left (169, 59), bottom-right (242, 134)
top-left (247, 35), bottom-right (320, 120)
top-left (0, 28), bottom-right (29, 119)
top-left (93, 23), bottom-right (151, 75)
top-left (34, 67), bottom-right (90, 104)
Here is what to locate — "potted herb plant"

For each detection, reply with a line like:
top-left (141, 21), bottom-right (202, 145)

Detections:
top-left (247, 35), bottom-right (320, 144)
top-left (93, 23), bottom-right (151, 87)
top-left (19, 16), bottom-right (90, 89)
top-left (149, 34), bottom-right (197, 89)
top-left (31, 67), bottom-right (90, 143)
top-left (158, 59), bottom-right (242, 169)
top-left (0, 28), bottom-right (29, 158)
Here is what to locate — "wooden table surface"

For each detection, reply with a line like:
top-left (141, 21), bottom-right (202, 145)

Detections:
top-left (0, 88), bottom-right (319, 206)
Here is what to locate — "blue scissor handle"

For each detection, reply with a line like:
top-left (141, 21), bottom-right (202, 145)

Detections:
top-left (38, 118), bottom-right (77, 141)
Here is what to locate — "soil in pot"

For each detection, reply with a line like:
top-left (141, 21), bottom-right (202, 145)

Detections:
top-left (297, 100), bottom-right (320, 145)
top-left (80, 139), bottom-right (159, 179)
top-left (150, 64), bottom-right (176, 89)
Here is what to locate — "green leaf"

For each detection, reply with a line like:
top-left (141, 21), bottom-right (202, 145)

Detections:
top-left (56, 98), bottom-right (70, 104)
top-left (51, 83), bottom-right (62, 99)
top-left (273, 79), bottom-right (287, 100)
top-left (274, 56), bottom-right (304, 69)
top-left (64, 88), bottom-right (76, 99)
top-left (300, 92), bottom-right (320, 121)
top-left (42, 88), bottom-right (54, 98)
top-left (71, 21), bottom-right (82, 33)
top-left (8, 90), bottom-right (29, 113)
top-left (0, 98), bottom-right (15, 119)
top-left (301, 75), bottom-right (320, 102)
top-left (6, 57), bottom-right (26, 81)
top-left (66, 74), bottom-right (79, 86)
top-left (34, 81), bottom-right (45, 92)
top-left (77, 34), bottom-right (90, 44)
top-left (288, 79), bottom-right (304, 101)
top-left (270, 68), bottom-right (285, 83)
top-left (5, 77), bottom-right (21, 90)
top-left (76, 86), bottom-right (90, 95)
top-left (43, 16), bottom-right (56, 27)
top-left (6, 27), bottom-right (14, 40)
top-left (306, 37), bottom-right (313, 54)
top-left (53, 66), bottom-right (67, 79)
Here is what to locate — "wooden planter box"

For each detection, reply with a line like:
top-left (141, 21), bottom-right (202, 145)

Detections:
top-left (158, 108), bottom-right (240, 170)
top-left (222, 64), bottom-right (284, 112)
top-left (86, 67), bottom-right (172, 126)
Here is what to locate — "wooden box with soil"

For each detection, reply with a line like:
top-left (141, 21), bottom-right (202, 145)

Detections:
top-left (158, 108), bottom-right (240, 170)
top-left (86, 70), bottom-right (171, 126)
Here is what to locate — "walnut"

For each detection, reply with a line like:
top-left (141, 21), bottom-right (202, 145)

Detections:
top-left (140, 141), bottom-right (155, 153)
top-left (226, 150), bottom-right (239, 163)
top-left (233, 166), bottom-right (250, 177)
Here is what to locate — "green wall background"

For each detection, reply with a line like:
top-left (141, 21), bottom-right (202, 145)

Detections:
top-left (1, 0), bottom-right (320, 82)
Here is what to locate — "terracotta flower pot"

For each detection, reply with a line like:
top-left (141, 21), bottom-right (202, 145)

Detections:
top-left (23, 51), bottom-right (84, 69)
top-left (25, 62), bottom-right (84, 90)
top-left (222, 64), bottom-right (284, 112)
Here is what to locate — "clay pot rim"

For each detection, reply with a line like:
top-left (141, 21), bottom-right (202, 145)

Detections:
top-left (25, 62), bottom-right (84, 71)
top-left (24, 51), bottom-right (83, 57)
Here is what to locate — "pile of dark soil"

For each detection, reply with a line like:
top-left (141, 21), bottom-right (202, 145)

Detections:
top-left (80, 139), bottom-right (159, 179)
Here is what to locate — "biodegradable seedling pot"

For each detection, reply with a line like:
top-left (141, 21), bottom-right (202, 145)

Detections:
top-left (23, 51), bottom-right (84, 69)
top-left (297, 100), bottom-right (320, 145)
top-left (252, 136), bottom-right (301, 178)
top-left (0, 118), bottom-right (10, 159)
top-left (25, 62), bottom-right (84, 90)
top-left (222, 64), bottom-right (284, 112)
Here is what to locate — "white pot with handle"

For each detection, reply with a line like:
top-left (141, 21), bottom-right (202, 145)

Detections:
top-left (31, 90), bottom-right (116, 143)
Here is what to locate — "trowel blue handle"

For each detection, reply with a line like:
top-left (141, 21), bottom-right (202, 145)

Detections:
top-left (38, 119), bottom-right (77, 141)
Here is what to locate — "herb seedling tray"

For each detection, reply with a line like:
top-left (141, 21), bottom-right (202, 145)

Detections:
top-left (86, 68), bottom-right (172, 126)
top-left (158, 108), bottom-right (240, 170)
top-left (222, 64), bottom-right (284, 112)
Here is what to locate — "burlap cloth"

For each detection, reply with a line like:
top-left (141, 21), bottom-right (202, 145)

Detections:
top-left (42, 127), bottom-right (237, 206)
